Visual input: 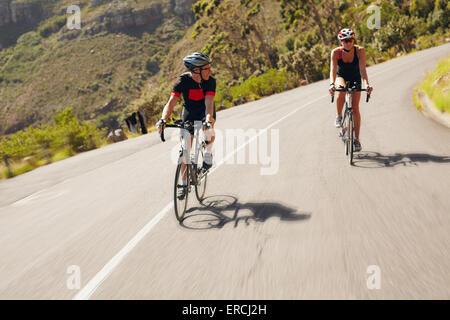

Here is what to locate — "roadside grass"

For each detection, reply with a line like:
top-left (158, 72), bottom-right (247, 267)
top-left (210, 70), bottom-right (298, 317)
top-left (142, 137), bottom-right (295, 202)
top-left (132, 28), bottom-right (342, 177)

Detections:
top-left (0, 161), bottom-right (34, 180)
top-left (414, 55), bottom-right (450, 112)
top-left (413, 87), bottom-right (422, 111)
top-left (51, 147), bottom-right (73, 162)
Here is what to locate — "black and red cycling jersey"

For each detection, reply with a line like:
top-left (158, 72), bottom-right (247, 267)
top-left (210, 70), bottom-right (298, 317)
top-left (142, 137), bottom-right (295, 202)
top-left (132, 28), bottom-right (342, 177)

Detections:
top-left (171, 73), bottom-right (217, 121)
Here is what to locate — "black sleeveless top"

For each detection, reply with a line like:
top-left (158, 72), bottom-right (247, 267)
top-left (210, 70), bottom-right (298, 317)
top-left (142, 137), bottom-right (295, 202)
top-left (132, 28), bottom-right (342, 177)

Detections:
top-left (337, 46), bottom-right (361, 82)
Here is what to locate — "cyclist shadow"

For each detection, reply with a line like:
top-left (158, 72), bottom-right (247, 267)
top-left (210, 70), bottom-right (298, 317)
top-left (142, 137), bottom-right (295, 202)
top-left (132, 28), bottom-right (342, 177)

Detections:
top-left (180, 195), bottom-right (311, 230)
top-left (352, 151), bottom-right (450, 168)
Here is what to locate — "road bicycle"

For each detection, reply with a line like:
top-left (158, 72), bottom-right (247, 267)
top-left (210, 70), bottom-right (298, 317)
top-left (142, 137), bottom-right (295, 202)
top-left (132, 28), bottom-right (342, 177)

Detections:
top-left (332, 81), bottom-right (370, 165)
top-left (160, 120), bottom-right (210, 221)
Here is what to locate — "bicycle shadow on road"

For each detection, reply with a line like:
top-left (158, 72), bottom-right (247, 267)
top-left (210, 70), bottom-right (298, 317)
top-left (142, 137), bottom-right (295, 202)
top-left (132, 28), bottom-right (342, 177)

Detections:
top-left (352, 151), bottom-right (450, 168)
top-left (180, 195), bottom-right (311, 230)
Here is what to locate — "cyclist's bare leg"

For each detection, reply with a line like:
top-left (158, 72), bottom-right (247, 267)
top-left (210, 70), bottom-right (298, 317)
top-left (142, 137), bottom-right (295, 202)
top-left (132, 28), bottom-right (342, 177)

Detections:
top-left (180, 135), bottom-right (193, 183)
top-left (336, 77), bottom-right (346, 116)
top-left (351, 91), bottom-right (361, 139)
top-left (203, 119), bottom-right (215, 154)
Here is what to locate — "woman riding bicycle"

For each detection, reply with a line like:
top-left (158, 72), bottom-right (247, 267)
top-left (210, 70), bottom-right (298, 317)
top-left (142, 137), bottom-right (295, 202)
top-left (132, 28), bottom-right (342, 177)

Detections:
top-left (156, 52), bottom-right (216, 199)
top-left (329, 28), bottom-right (373, 152)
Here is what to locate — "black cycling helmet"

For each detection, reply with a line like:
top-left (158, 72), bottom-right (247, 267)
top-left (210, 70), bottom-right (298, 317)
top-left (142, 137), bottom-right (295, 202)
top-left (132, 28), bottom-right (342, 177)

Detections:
top-left (183, 52), bottom-right (212, 71)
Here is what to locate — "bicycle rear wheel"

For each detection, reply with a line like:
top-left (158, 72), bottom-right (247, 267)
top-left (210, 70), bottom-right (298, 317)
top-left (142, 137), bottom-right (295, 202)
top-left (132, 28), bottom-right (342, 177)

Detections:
top-left (174, 160), bottom-right (190, 222)
top-left (194, 147), bottom-right (208, 202)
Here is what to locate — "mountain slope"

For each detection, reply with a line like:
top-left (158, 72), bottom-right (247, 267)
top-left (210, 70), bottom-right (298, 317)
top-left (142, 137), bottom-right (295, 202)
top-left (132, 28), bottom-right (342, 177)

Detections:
top-left (0, 0), bottom-right (197, 135)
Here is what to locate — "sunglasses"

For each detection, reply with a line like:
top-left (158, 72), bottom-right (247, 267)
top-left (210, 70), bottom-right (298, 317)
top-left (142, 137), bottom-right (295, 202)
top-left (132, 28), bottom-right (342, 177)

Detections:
top-left (343, 39), bottom-right (354, 43)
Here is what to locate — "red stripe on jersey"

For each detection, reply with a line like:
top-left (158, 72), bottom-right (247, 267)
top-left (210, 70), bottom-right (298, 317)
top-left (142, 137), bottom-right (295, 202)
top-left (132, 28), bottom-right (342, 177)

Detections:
top-left (171, 92), bottom-right (181, 97)
top-left (205, 91), bottom-right (215, 96)
top-left (188, 89), bottom-right (205, 101)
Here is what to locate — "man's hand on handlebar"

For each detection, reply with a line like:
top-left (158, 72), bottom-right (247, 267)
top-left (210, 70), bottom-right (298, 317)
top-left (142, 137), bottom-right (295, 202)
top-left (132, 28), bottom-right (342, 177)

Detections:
top-left (156, 118), bottom-right (166, 135)
top-left (203, 121), bottom-right (212, 130)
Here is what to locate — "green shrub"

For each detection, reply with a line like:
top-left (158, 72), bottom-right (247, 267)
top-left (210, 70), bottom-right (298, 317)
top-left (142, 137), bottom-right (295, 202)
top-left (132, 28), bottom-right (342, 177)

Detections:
top-left (55, 112), bottom-right (104, 153)
top-left (0, 108), bottom-right (107, 178)
top-left (285, 37), bottom-right (295, 51)
top-left (224, 69), bottom-right (288, 104)
top-left (87, 82), bottom-right (100, 92)
top-left (145, 56), bottom-right (160, 75)
top-left (39, 16), bottom-right (66, 38)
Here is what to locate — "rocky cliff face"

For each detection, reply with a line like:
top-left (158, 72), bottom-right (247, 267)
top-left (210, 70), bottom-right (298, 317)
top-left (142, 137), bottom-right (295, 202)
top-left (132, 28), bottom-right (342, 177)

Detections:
top-left (173, 0), bottom-right (197, 24)
top-left (0, 0), bottom-right (42, 27)
top-left (97, 3), bottom-right (163, 30)
top-left (91, 0), bottom-right (197, 30)
top-left (0, 0), bottom-right (197, 31)
top-left (64, 0), bottom-right (198, 39)
top-left (0, 0), bottom-right (11, 26)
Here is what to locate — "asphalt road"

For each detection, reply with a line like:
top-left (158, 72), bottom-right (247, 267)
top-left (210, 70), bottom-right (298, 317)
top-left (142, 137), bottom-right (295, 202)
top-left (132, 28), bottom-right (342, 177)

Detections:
top-left (0, 43), bottom-right (449, 299)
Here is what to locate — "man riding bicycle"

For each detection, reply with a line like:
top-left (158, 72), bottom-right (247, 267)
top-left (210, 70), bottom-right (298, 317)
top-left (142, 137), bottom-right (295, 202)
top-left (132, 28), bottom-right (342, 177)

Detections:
top-left (329, 28), bottom-right (373, 152)
top-left (156, 52), bottom-right (216, 199)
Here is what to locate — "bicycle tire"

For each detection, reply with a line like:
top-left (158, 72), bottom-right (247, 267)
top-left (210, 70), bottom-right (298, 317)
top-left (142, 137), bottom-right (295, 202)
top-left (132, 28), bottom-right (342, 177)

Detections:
top-left (349, 113), bottom-right (354, 165)
top-left (174, 160), bottom-right (190, 222)
top-left (344, 111), bottom-right (350, 155)
top-left (194, 147), bottom-right (208, 202)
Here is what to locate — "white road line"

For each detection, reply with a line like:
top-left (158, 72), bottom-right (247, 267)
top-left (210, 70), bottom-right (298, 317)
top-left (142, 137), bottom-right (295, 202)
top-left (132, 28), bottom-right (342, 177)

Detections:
top-left (73, 45), bottom-right (446, 300)
top-left (5, 145), bottom-right (167, 209)
top-left (11, 190), bottom-right (68, 207)
top-left (73, 202), bottom-right (173, 300)
top-left (10, 190), bottom-right (47, 207)
top-left (73, 94), bottom-right (328, 300)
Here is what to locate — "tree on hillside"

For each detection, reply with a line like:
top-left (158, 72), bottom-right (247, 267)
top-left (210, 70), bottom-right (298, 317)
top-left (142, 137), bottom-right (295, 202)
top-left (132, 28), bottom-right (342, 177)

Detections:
top-left (280, 0), bottom-right (329, 45)
top-left (374, 15), bottom-right (419, 53)
top-left (279, 44), bottom-right (328, 83)
top-left (410, 0), bottom-right (435, 19)
top-left (192, 0), bottom-right (277, 80)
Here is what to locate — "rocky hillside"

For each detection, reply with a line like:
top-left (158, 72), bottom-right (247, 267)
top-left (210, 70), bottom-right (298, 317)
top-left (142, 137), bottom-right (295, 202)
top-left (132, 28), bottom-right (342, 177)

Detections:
top-left (0, 0), bottom-right (197, 135)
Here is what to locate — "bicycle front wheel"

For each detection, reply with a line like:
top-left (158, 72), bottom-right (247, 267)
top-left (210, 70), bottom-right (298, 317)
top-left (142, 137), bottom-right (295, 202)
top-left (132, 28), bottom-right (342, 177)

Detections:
top-left (344, 112), bottom-right (350, 156)
top-left (174, 160), bottom-right (190, 222)
top-left (194, 148), bottom-right (208, 202)
top-left (348, 114), bottom-right (354, 165)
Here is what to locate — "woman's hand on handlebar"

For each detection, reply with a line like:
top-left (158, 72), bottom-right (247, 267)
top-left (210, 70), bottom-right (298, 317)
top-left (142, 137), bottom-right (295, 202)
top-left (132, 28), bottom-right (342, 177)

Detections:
top-left (329, 83), bottom-right (336, 97)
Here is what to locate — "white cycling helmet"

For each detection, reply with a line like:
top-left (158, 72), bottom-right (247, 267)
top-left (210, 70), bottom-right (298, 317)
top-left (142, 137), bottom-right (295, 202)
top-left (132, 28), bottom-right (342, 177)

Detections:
top-left (183, 52), bottom-right (212, 71)
top-left (338, 28), bottom-right (355, 41)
